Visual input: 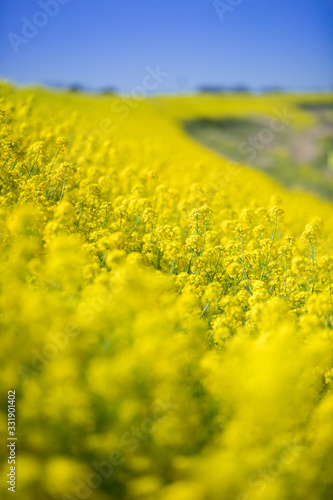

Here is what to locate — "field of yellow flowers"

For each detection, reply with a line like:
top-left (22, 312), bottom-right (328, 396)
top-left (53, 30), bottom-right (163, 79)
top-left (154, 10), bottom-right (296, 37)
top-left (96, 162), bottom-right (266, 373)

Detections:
top-left (0, 82), bottom-right (332, 500)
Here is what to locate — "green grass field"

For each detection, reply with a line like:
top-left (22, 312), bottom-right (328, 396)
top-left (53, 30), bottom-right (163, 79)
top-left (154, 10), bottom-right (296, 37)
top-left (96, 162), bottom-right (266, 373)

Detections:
top-left (184, 97), bottom-right (333, 199)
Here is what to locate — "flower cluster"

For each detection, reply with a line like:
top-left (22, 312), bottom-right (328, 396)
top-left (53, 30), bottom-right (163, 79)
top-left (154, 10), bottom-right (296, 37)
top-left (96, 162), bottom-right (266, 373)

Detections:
top-left (0, 82), bottom-right (332, 500)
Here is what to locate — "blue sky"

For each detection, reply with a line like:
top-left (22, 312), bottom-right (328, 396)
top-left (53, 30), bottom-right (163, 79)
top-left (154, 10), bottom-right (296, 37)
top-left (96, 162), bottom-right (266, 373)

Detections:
top-left (0, 0), bottom-right (332, 93)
